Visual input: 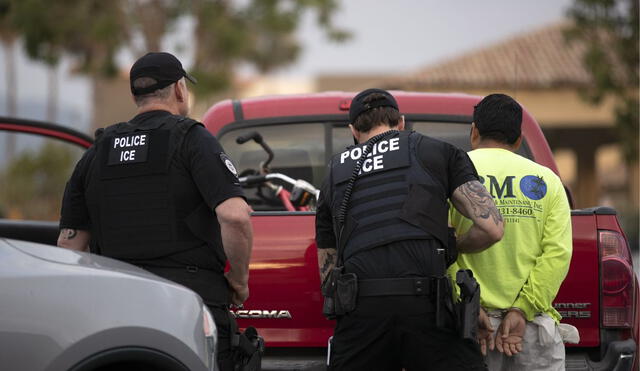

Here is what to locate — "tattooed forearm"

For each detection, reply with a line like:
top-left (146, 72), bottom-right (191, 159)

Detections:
top-left (458, 180), bottom-right (503, 225)
top-left (452, 180), bottom-right (504, 253)
top-left (60, 228), bottom-right (78, 240)
top-left (318, 248), bottom-right (337, 284)
top-left (57, 229), bottom-right (90, 251)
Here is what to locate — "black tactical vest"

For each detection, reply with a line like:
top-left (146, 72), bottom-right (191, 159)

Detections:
top-left (88, 115), bottom-right (218, 260)
top-left (330, 131), bottom-right (449, 261)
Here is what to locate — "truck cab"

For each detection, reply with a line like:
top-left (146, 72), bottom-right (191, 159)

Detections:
top-left (203, 91), bottom-right (639, 370)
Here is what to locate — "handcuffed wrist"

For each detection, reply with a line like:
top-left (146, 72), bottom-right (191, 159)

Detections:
top-left (508, 307), bottom-right (526, 319)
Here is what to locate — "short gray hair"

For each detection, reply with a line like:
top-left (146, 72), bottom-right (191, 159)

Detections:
top-left (132, 77), bottom-right (174, 106)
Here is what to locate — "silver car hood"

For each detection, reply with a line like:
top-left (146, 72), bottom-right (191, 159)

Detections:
top-left (3, 238), bottom-right (174, 283)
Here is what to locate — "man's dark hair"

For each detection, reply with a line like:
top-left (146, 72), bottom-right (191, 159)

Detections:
top-left (473, 93), bottom-right (523, 144)
top-left (353, 93), bottom-right (401, 132)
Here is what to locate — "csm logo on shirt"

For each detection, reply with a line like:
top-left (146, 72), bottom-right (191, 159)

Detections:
top-left (478, 174), bottom-right (547, 201)
top-left (479, 174), bottom-right (548, 223)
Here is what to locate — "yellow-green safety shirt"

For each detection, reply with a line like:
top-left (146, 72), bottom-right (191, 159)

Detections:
top-left (448, 148), bottom-right (572, 323)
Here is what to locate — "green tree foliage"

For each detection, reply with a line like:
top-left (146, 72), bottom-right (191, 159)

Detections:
top-left (2, 0), bottom-right (349, 92)
top-left (0, 143), bottom-right (80, 220)
top-left (566, 0), bottom-right (639, 163)
top-left (189, 0), bottom-right (350, 94)
top-left (0, 0), bottom-right (17, 44)
top-left (125, 0), bottom-right (184, 53)
top-left (9, 0), bottom-right (126, 75)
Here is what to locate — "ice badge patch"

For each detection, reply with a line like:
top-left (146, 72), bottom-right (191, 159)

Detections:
top-left (220, 153), bottom-right (238, 177)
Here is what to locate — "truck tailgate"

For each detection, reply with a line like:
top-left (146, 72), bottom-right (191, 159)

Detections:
top-left (554, 212), bottom-right (600, 347)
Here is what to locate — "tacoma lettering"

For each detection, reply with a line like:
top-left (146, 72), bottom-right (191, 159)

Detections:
top-left (229, 310), bottom-right (293, 319)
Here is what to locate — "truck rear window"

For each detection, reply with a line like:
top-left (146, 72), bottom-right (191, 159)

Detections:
top-left (410, 121), bottom-right (533, 159)
top-left (220, 123), bottom-right (327, 186)
top-left (218, 120), bottom-right (532, 211)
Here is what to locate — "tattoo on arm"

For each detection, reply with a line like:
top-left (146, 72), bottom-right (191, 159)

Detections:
top-left (458, 181), bottom-right (503, 225)
top-left (61, 228), bottom-right (78, 240)
top-left (320, 250), bottom-right (336, 274)
top-left (319, 248), bottom-right (337, 283)
top-left (57, 228), bottom-right (90, 251)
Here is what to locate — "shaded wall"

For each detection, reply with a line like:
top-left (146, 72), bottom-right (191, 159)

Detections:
top-left (91, 76), bottom-right (139, 133)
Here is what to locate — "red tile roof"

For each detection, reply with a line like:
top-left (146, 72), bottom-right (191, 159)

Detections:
top-left (382, 22), bottom-right (619, 90)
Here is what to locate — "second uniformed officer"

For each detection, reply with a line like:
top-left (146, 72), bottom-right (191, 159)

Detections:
top-left (316, 89), bottom-right (504, 370)
top-left (57, 52), bottom-right (255, 370)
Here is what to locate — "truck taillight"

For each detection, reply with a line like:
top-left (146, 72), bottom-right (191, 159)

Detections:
top-left (599, 230), bottom-right (635, 328)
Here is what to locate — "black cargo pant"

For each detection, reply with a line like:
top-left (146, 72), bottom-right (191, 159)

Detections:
top-left (328, 296), bottom-right (487, 371)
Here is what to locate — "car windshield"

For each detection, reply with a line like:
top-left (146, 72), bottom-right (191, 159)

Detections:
top-left (218, 120), bottom-right (532, 211)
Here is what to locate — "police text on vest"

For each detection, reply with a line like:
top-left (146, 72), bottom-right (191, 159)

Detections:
top-left (339, 137), bottom-right (400, 174)
top-left (113, 134), bottom-right (146, 148)
top-left (108, 133), bottom-right (150, 166)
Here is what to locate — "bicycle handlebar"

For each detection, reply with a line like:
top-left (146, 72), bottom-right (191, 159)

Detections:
top-left (238, 173), bottom-right (320, 200)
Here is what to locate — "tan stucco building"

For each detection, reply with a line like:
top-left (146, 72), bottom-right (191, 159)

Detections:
top-left (375, 22), bottom-right (637, 213)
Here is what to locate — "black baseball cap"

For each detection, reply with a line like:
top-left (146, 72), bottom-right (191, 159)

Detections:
top-left (349, 88), bottom-right (399, 123)
top-left (130, 52), bottom-right (197, 96)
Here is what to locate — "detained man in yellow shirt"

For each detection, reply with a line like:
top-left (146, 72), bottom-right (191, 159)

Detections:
top-left (449, 94), bottom-right (572, 370)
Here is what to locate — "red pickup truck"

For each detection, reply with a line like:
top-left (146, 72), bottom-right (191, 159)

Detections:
top-left (200, 92), bottom-right (639, 370)
top-left (0, 91), bottom-right (637, 370)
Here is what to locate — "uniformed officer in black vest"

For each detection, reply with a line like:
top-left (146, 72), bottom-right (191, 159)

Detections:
top-left (315, 89), bottom-right (505, 370)
top-left (57, 52), bottom-right (254, 370)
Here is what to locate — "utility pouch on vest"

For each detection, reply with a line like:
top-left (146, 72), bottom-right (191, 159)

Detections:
top-left (455, 269), bottom-right (480, 341)
top-left (432, 247), bottom-right (449, 328)
top-left (323, 212), bottom-right (359, 320)
top-left (434, 275), bottom-right (453, 329)
top-left (335, 272), bottom-right (358, 314)
top-left (321, 267), bottom-right (338, 320)
top-left (322, 266), bottom-right (358, 318)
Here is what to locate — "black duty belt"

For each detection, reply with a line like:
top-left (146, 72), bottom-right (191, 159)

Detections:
top-left (358, 277), bottom-right (434, 297)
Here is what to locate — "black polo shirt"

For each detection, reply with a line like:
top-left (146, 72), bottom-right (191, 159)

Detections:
top-left (60, 110), bottom-right (245, 270)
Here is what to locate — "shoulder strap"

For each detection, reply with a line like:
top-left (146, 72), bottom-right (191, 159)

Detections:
top-left (94, 128), bottom-right (105, 140)
top-left (175, 116), bottom-right (203, 134)
top-left (93, 123), bottom-right (126, 149)
top-left (166, 116), bottom-right (203, 167)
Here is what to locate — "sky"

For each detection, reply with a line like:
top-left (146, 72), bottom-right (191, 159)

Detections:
top-left (0, 0), bottom-right (574, 129)
top-left (278, 0), bottom-right (574, 76)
